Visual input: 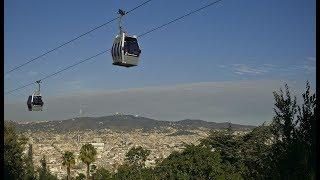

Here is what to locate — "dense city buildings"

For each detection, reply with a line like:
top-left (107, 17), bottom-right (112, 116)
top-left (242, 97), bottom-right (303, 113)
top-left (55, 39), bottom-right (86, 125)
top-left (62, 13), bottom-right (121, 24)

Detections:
top-left (23, 128), bottom-right (219, 179)
top-left (18, 114), bottom-right (252, 180)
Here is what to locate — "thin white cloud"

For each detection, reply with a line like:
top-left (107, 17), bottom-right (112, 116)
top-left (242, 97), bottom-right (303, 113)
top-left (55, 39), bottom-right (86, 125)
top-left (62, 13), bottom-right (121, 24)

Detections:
top-left (232, 64), bottom-right (267, 75)
top-left (301, 64), bottom-right (316, 74)
top-left (221, 61), bottom-right (315, 75)
top-left (306, 57), bottom-right (316, 62)
top-left (285, 60), bottom-right (316, 74)
top-left (262, 63), bottom-right (276, 67)
top-left (303, 57), bottom-right (316, 74)
top-left (234, 71), bottom-right (244, 75)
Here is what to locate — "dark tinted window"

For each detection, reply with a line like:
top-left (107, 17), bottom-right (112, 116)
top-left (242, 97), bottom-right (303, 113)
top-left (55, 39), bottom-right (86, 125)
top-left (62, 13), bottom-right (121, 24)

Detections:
top-left (111, 44), bottom-right (115, 59)
top-left (27, 96), bottom-right (32, 104)
top-left (116, 42), bottom-right (120, 58)
top-left (124, 37), bottom-right (141, 56)
top-left (114, 43), bottom-right (117, 59)
top-left (33, 96), bottom-right (43, 105)
top-left (118, 42), bottom-right (121, 58)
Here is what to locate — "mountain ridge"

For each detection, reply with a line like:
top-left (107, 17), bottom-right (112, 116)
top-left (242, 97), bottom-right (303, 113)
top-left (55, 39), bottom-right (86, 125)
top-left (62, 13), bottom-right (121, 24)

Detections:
top-left (8, 115), bottom-right (256, 132)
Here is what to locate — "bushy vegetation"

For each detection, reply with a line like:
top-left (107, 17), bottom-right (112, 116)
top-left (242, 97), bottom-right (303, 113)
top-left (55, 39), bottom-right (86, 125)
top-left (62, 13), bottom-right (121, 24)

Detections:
top-left (62, 151), bottom-right (75, 180)
top-left (4, 82), bottom-right (316, 180)
top-left (79, 143), bottom-right (97, 179)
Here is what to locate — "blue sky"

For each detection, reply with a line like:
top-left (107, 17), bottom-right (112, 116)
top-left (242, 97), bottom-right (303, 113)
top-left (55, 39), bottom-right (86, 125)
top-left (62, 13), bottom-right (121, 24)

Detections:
top-left (4, 0), bottom-right (316, 124)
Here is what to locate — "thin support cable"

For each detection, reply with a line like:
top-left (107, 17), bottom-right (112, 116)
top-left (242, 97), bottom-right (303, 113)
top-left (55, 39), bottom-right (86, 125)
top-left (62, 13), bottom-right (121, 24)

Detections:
top-left (5, 0), bottom-right (153, 75)
top-left (5, 0), bottom-right (224, 95)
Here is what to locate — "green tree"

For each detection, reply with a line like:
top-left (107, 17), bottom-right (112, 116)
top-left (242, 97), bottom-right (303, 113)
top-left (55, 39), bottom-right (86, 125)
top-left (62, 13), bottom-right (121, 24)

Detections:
top-left (39, 156), bottom-right (48, 180)
top-left (268, 82), bottom-right (316, 179)
top-left (124, 146), bottom-right (151, 167)
top-left (297, 82), bottom-right (316, 145)
top-left (4, 122), bottom-right (27, 180)
top-left (79, 143), bottom-right (97, 179)
top-left (271, 83), bottom-right (298, 142)
top-left (227, 122), bottom-right (233, 134)
top-left (38, 155), bottom-right (58, 180)
top-left (92, 167), bottom-right (111, 180)
top-left (240, 125), bottom-right (272, 179)
top-left (268, 83), bottom-right (299, 178)
top-left (25, 144), bottom-right (36, 180)
top-left (113, 163), bottom-right (153, 180)
top-left (113, 146), bottom-right (151, 179)
top-left (153, 144), bottom-right (242, 179)
top-left (201, 130), bottom-right (243, 165)
top-left (62, 151), bottom-right (76, 180)
top-left (113, 164), bottom-right (137, 180)
top-left (297, 81), bottom-right (316, 179)
top-left (75, 173), bottom-right (86, 180)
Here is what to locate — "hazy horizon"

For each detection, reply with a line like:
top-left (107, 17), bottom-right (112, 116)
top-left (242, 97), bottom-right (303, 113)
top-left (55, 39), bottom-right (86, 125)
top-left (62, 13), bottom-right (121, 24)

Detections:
top-left (5, 79), bottom-right (315, 126)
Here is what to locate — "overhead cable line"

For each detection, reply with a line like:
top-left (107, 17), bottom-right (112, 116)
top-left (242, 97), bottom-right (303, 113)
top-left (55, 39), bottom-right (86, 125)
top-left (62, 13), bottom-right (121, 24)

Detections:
top-left (5, 49), bottom-right (109, 94)
top-left (137, 0), bottom-right (223, 38)
top-left (5, 0), bottom-right (224, 95)
top-left (4, 0), bottom-right (153, 75)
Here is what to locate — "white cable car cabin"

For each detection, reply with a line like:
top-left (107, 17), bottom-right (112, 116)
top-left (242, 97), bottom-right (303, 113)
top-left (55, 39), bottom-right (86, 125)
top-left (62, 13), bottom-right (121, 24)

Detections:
top-left (27, 91), bottom-right (44, 111)
top-left (112, 32), bottom-right (141, 67)
top-left (111, 9), bottom-right (141, 67)
top-left (27, 80), bottom-right (44, 111)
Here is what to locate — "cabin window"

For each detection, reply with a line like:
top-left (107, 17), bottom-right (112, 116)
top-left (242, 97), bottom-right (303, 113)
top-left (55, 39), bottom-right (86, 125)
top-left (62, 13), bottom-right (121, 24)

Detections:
top-left (117, 42), bottom-right (121, 58)
top-left (111, 44), bottom-right (114, 59)
top-left (27, 96), bottom-right (32, 104)
top-left (33, 96), bottom-right (43, 105)
top-left (124, 37), bottom-right (141, 56)
top-left (115, 42), bottom-right (118, 58)
top-left (114, 43), bottom-right (116, 58)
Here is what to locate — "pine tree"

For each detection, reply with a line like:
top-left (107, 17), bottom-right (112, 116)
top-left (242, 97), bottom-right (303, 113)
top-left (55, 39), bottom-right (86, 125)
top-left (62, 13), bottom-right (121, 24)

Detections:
top-left (25, 144), bottom-right (36, 180)
top-left (39, 156), bottom-right (48, 180)
top-left (271, 83), bottom-right (298, 143)
top-left (296, 81), bottom-right (316, 178)
top-left (4, 122), bottom-right (27, 180)
top-left (38, 155), bottom-right (58, 180)
top-left (268, 82), bottom-right (316, 179)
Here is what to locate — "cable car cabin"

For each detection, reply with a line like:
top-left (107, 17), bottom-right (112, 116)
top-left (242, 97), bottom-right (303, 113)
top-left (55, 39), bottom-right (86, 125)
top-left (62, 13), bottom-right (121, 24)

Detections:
top-left (111, 32), bottom-right (141, 67)
top-left (27, 91), bottom-right (44, 111)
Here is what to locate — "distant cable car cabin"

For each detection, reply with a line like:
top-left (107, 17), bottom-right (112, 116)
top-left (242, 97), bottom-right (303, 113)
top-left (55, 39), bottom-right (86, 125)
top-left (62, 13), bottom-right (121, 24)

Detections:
top-left (27, 80), bottom-right (44, 111)
top-left (111, 9), bottom-right (141, 67)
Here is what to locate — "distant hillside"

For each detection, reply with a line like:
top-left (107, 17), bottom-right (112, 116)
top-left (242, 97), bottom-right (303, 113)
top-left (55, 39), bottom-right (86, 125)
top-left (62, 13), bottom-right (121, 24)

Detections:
top-left (175, 119), bottom-right (254, 130)
top-left (10, 115), bottom-right (256, 132)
